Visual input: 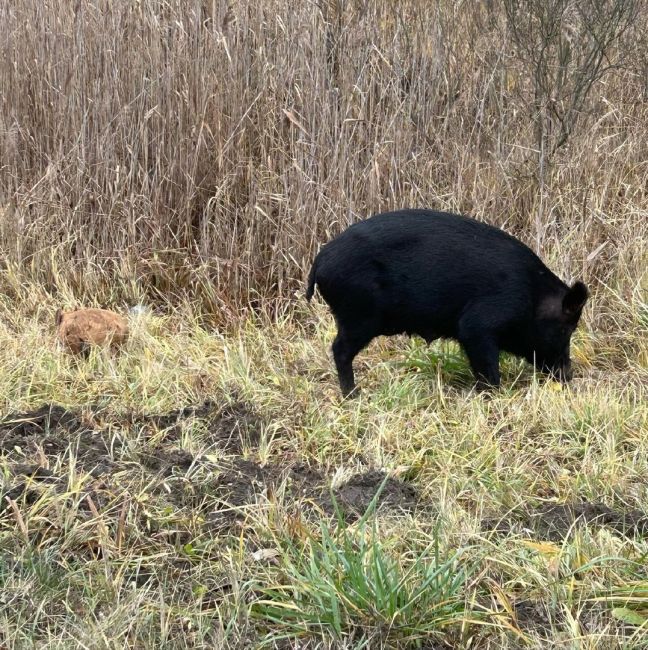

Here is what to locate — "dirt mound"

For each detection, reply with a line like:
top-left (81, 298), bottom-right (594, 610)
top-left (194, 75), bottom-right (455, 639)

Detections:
top-left (0, 404), bottom-right (84, 447)
top-left (0, 397), bottom-right (260, 468)
top-left (327, 470), bottom-right (419, 520)
top-left (204, 458), bottom-right (326, 530)
top-left (203, 401), bottom-right (262, 452)
top-left (0, 400), bottom-right (261, 514)
top-left (483, 501), bottom-right (648, 540)
top-left (206, 462), bottom-right (419, 530)
top-left (530, 502), bottom-right (648, 539)
top-left (0, 404), bottom-right (119, 479)
top-left (139, 447), bottom-right (195, 475)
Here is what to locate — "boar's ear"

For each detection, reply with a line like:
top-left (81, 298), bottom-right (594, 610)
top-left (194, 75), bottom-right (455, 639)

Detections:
top-left (562, 281), bottom-right (588, 320)
top-left (55, 308), bottom-right (63, 327)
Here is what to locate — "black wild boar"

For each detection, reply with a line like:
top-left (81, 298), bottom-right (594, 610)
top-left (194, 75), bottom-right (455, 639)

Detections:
top-left (306, 209), bottom-right (588, 397)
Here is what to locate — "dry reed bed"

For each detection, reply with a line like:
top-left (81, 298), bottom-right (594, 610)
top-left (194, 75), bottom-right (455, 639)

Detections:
top-left (1, 0), bottom-right (647, 318)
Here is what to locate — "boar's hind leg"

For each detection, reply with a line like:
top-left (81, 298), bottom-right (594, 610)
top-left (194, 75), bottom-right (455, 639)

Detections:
top-left (332, 324), bottom-right (375, 398)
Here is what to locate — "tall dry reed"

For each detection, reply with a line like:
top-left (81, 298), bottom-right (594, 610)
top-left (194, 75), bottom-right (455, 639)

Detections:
top-left (1, 0), bottom-right (646, 321)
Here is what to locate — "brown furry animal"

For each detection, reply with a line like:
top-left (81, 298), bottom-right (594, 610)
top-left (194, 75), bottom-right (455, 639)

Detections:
top-left (55, 308), bottom-right (129, 355)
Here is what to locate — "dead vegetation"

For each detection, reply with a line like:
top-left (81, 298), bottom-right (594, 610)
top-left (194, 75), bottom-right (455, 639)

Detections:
top-left (1, 0), bottom-right (647, 318)
top-left (0, 0), bottom-right (647, 648)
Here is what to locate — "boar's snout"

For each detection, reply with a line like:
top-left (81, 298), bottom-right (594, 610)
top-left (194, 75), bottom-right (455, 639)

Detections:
top-left (555, 362), bottom-right (573, 383)
top-left (541, 357), bottom-right (573, 383)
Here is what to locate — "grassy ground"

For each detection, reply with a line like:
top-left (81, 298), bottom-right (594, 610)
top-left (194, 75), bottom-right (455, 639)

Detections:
top-left (2, 1), bottom-right (648, 647)
top-left (0, 276), bottom-right (646, 649)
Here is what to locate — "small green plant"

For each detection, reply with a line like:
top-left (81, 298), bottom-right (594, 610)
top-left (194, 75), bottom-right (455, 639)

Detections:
top-left (252, 479), bottom-right (479, 645)
top-left (591, 580), bottom-right (648, 629)
top-left (399, 339), bottom-right (527, 388)
top-left (400, 338), bottom-right (473, 385)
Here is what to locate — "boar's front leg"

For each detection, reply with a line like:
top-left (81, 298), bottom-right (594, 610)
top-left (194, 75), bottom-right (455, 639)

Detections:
top-left (459, 336), bottom-right (501, 388)
top-left (457, 306), bottom-right (504, 389)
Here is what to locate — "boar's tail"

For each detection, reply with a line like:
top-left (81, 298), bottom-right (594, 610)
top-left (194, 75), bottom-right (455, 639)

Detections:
top-left (305, 259), bottom-right (318, 302)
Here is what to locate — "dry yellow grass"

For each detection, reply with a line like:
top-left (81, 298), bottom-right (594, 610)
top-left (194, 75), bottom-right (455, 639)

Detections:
top-left (0, 280), bottom-right (646, 648)
top-left (1, 0), bottom-right (647, 314)
top-left (0, 0), bottom-right (647, 647)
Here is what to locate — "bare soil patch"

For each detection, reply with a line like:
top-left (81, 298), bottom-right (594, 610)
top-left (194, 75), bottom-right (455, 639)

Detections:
top-left (1, 402), bottom-right (420, 528)
top-left (326, 469), bottom-right (419, 519)
top-left (530, 502), bottom-right (648, 539)
top-left (139, 399), bottom-right (261, 452)
top-left (483, 502), bottom-right (648, 540)
top-left (0, 404), bottom-right (120, 483)
top-left (512, 599), bottom-right (556, 636)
